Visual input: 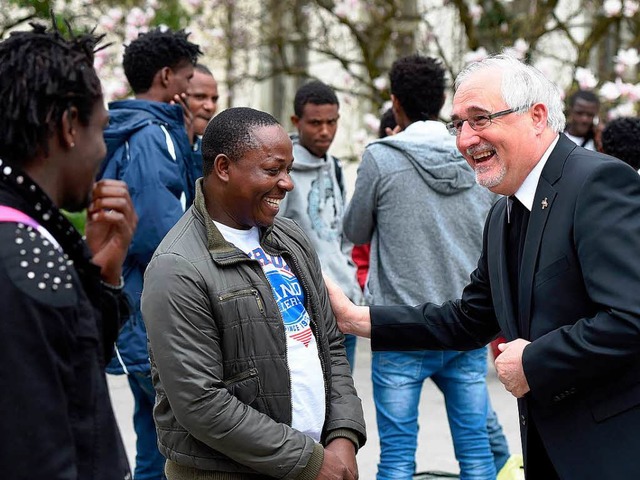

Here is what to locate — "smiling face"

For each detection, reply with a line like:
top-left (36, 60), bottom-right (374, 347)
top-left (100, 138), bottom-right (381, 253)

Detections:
top-left (222, 124), bottom-right (294, 229)
top-left (187, 70), bottom-right (219, 136)
top-left (292, 102), bottom-right (339, 158)
top-left (452, 68), bottom-right (541, 196)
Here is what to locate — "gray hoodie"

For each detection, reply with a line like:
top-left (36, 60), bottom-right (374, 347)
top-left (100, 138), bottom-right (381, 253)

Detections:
top-left (343, 120), bottom-right (497, 306)
top-left (279, 135), bottom-right (362, 304)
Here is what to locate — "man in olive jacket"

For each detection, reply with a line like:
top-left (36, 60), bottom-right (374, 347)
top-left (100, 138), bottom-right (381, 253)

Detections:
top-left (141, 107), bottom-right (366, 480)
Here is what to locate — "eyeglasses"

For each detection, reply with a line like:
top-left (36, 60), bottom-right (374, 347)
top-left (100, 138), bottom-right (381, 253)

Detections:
top-left (446, 107), bottom-right (526, 136)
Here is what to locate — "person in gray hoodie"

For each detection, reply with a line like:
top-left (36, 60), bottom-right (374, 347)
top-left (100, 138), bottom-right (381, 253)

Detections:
top-left (279, 81), bottom-right (362, 369)
top-left (343, 55), bottom-right (509, 480)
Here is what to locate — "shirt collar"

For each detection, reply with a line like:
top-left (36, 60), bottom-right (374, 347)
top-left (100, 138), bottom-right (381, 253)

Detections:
top-left (514, 135), bottom-right (559, 211)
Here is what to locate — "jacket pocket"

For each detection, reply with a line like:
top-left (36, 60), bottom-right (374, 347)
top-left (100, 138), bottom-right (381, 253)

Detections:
top-left (218, 288), bottom-right (265, 315)
top-left (224, 367), bottom-right (261, 406)
top-left (534, 256), bottom-right (570, 287)
top-left (589, 369), bottom-right (640, 422)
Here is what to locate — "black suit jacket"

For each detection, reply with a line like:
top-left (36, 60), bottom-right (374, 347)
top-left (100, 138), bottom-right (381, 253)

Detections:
top-left (371, 135), bottom-right (640, 478)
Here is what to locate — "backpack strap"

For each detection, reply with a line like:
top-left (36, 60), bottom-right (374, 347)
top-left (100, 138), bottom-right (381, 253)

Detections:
top-left (0, 205), bottom-right (61, 249)
top-left (332, 155), bottom-right (345, 197)
top-left (0, 205), bottom-right (39, 228)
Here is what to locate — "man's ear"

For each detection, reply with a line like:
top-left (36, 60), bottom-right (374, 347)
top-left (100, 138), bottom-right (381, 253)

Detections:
top-left (531, 103), bottom-right (548, 134)
top-left (60, 106), bottom-right (78, 149)
top-left (291, 114), bottom-right (300, 129)
top-left (213, 153), bottom-right (232, 183)
top-left (160, 66), bottom-right (172, 88)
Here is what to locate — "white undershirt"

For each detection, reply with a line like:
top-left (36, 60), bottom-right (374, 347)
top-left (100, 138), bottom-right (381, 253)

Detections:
top-left (514, 135), bottom-right (559, 211)
top-left (213, 220), bottom-right (326, 441)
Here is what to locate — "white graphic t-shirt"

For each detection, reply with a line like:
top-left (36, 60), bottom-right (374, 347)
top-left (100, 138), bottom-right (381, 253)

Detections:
top-left (214, 221), bottom-right (326, 441)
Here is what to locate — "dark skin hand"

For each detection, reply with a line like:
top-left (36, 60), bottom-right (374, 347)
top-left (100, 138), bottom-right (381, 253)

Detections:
top-left (317, 438), bottom-right (358, 480)
top-left (86, 179), bottom-right (137, 285)
top-left (171, 92), bottom-right (195, 145)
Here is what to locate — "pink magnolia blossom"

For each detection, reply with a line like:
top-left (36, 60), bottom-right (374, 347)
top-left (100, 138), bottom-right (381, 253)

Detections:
top-left (607, 101), bottom-right (637, 120)
top-left (623, 0), bottom-right (639, 17)
top-left (373, 76), bottom-right (388, 92)
top-left (469, 4), bottom-right (483, 24)
top-left (600, 81), bottom-right (621, 101)
top-left (363, 113), bottom-right (380, 134)
top-left (334, 2), bottom-right (350, 19)
top-left (603, 0), bottom-right (622, 17)
top-left (629, 83), bottom-right (640, 102)
top-left (574, 67), bottom-right (598, 90)
top-left (504, 39), bottom-right (528, 60)
top-left (127, 7), bottom-right (148, 28)
top-left (614, 48), bottom-right (639, 69)
top-left (99, 15), bottom-right (117, 33)
top-left (464, 47), bottom-right (488, 65)
top-left (107, 7), bottom-right (123, 23)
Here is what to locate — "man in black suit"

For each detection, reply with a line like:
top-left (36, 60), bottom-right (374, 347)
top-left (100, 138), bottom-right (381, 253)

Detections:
top-left (327, 53), bottom-right (640, 479)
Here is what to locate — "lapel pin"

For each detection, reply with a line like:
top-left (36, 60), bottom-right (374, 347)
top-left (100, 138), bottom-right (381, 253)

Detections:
top-left (541, 198), bottom-right (549, 209)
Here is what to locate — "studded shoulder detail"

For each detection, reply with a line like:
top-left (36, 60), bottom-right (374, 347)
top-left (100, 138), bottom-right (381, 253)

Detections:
top-left (1, 222), bottom-right (78, 307)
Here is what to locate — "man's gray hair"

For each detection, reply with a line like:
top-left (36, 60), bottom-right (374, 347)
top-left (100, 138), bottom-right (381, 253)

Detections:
top-left (455, 53), bottom-right (566, 133)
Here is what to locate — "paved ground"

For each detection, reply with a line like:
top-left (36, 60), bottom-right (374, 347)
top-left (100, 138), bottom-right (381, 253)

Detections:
top-left (108, 338), bottom-right (522, 478)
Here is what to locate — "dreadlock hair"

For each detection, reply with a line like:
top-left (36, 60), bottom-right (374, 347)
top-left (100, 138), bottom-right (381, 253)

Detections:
top-left (293, 80), bottom-right (339, 117)
top-left (123, 27), bottom-right (201, 94)
top-left (390, 54), bottom-right (445, 122)
top-left (202, 107), bottom-right (280, 177)
top-left (0, 21), bottom-right (103, 167)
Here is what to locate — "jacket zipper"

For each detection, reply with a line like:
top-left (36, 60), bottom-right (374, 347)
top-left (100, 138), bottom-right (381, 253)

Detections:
top-left (218, 288), bottom-right (265, 315)
top-left (282, 251), bottom-right (330, 421)
top-left (225, 367), bottom-right (258, 385)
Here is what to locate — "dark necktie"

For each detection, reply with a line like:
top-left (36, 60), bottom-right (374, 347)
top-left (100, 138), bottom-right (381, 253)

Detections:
top-left (507, 196), bottom-right (529, 318)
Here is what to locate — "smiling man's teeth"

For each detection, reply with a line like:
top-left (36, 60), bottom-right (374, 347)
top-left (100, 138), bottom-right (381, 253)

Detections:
top-left (265, 198), bottom-right (281, 208)
top-left (473, 151), bottom-right (493, 161)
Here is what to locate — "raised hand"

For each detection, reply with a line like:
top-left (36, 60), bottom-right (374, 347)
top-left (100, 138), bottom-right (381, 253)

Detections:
top-left (171, 92), bottom-right (195, 145)
top-left (85, 179), bottom-right (137, 285)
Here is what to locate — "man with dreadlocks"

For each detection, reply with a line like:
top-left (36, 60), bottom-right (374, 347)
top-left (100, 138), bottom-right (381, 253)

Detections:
top-left (0, 21), bottom-right (137, 479)
top-left (98, 27), bottom-right (202, 480)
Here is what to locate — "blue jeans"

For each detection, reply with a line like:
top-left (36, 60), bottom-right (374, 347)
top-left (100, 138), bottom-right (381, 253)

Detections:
top-left (486, 397), bottom-right (510, 472)
top-left (128, 371), bottom-right (166, 480)
top-left (372, 348), bottom-right (496, 480)
top-left (344, 333), bottom-right (357, 372)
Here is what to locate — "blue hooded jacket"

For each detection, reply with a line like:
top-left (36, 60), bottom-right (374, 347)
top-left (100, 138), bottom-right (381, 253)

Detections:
top-left (100, 99), bottom-right (196, 374)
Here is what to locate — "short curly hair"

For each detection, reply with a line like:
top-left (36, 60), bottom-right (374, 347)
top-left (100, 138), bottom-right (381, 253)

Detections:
top-left (0, 22), bottom-right (103, 166)
top-left (601, 117), bottom-right (640, 171)
top-left (293, 81), bottom-right (339, 117)
top-left (202, 107), bottom-right (280, 176)
top-left (390, 55), bottom-right (445, 121)
top-left (123, 27), bottom-right (201, 94)
top-left (567, 89), bottom-right (599, 108)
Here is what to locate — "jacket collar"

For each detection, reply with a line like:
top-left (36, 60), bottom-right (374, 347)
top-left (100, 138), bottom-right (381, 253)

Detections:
top-left (191, 178), bottom-right (276, 257)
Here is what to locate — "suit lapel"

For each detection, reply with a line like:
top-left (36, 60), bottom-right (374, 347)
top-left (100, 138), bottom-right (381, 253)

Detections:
top-left (518, 135), bottom-right (574, 338)
top-left (519, 182), bottom-right (556, 337)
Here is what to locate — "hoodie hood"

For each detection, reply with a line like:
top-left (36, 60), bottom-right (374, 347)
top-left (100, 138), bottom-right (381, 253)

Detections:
top-left (289, 133), bottom-right (330, 171)
top-left (104, 99), bottom-right (185, 159)
top-left (371, 120), bottom-right (476, 195)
